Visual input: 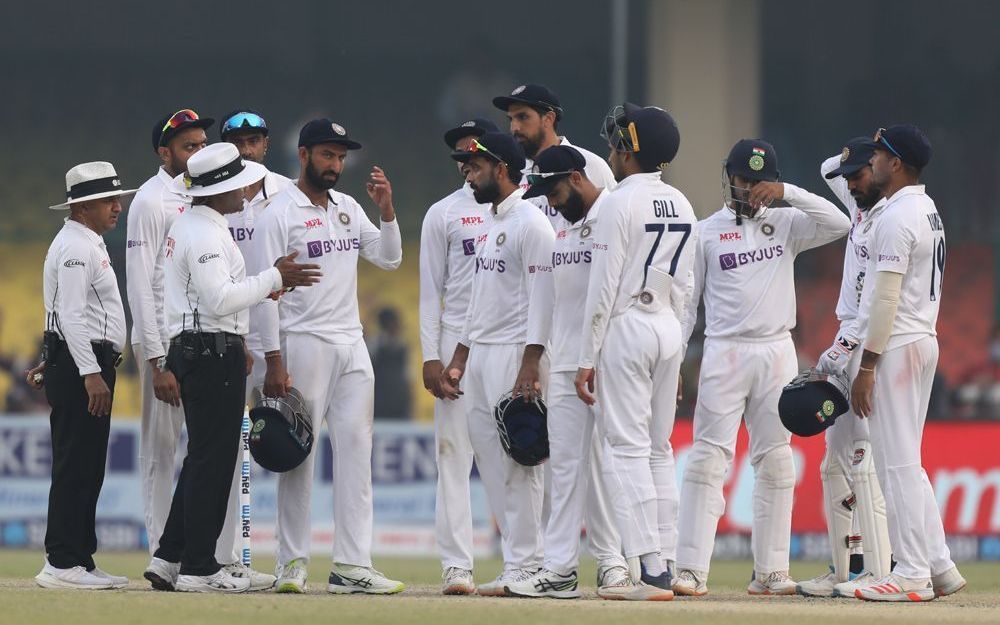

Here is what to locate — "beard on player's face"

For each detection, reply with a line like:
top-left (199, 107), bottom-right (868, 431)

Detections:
top-left (305, 154), bottom-right (339, 190)
top-left (469, 165), bottom-right (502, 204)
top-left (553, 183), bottom-right (586, 224)
top-left (515, 127), bottom-right (545, 160)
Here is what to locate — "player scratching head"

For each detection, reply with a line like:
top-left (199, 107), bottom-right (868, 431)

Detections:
top-left (523, 145), bottom-right (598, 224)
top-left (825, 136), bottom-right (882, 211)
top-left (450, 132), bottom-right (526, 206)
top-left (602, 102), bottom-right (680, 183)
top-left (870, 124), bottom-right (932, 199)
top-left (723, 138), bottom-right (779, 224)
top-left (493, 84), bottom-right (563, 160)
top-left (153, 108), bottom-right (213, 178)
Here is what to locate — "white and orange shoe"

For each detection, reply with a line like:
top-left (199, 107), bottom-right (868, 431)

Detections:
top-left (854, 573), bottom-right (935, 602)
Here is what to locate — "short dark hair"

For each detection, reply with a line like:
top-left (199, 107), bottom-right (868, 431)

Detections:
top-left (502, 160), bottom-right (521, 185)
top-left (530, 105), bottom-right (560, 130)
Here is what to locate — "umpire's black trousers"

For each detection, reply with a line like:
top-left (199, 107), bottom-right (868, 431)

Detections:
top-left (154, 333), bottom-right (246, 576)
top-left (44, 340), bottom-right (118, 570)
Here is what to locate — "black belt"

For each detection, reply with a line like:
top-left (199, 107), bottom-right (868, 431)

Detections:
top-left (170, 331), bottom-right (244, 358)
top-left (43, 332), bottom-right (123, 368)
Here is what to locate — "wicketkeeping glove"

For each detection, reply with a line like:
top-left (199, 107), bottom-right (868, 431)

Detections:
top-left (816, 335), bottom-right (859, 377)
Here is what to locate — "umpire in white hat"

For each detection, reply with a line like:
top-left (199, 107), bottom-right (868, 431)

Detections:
top-left (33, 162), bottom-right (135, 589)
top-left (142, 143), bottom-right (322, 593)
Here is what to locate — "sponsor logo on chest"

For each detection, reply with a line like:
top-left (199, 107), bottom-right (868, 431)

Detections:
top-left (719, 245), bottom-right (784, 271)
top-left (229, 227), bottom-right (254, 242)
top-left (552, 250), bottom-right (592, 267)
top-left (719, 231), bottom-right (742, 242)
top-left (306, 238), bottom-right (360, 258)
top-left (304, 218), bottom-right (324, 230)
top-left (461, 215), bottom-right (485, 226)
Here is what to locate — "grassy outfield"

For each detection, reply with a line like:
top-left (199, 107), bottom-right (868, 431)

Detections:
top-left (1, 550), bottom-right (998, 625)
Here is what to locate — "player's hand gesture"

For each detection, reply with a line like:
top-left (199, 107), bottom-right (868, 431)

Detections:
top-left (439, 364), bottom-right (464, 401)
top-left (24, 361), bottom-right (45, 388)
top-left (512, 363), bottom-right (542, 402)
top-left (851, 368), bottom-right (875, 418)
top-left (575, 367), bottom-right (596, 406)
top-left (422, 360), bottom-right (445, 399)
top-left (366, 166), bottom-right (395, 221)
top-left (275, 250), bottom-right (322, 288)
top-left (748, 181), bottom-right (784, 210)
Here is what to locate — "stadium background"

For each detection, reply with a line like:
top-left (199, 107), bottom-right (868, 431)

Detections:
top-left (1, 0), bottom-right (998, 560)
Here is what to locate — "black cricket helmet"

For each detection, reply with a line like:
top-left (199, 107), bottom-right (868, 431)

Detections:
top-left (248, 386), bottom-right (314, 472)
top-left (494, 391), bottom-right (549, 466)
top-left (778, 369), bottom-right (851, 437)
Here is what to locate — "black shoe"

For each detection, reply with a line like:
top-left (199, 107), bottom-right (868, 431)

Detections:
top-left (640, 565), bottom-right (672, 590)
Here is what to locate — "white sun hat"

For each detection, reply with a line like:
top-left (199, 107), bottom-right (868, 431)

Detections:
top-left (170, 142), bottom-right (266, 197)
top-left (49, 161), bottom-right (137, 210)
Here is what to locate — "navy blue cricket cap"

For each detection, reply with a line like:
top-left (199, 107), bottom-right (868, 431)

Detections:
top-left (725, 138), bottom-right (780, 182)
top-left (873, 124), bottom-right (932, 169)
top-left (152, 109), bottom-right (214, 153)
top-left (523, 145), bottom-right (586, 199)
top-left (443, 117), bottom-right (499, 149)
top-left (298, 118), bottom-right (362, 150)
top-left (450, 131), bottom-right (526, 174)
top-left (825, 137), bottom-right (878, 179)
top-left (493, 84), bottom-right (563, 120)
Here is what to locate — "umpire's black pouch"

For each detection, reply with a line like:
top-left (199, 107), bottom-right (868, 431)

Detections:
top-left (42, 330), bottom-right (62, 366)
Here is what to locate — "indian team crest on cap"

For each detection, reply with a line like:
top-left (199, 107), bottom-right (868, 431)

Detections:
top-left (761, 223), bottom-right (775, 236)
top-left (331, 123), bottom-right (347, 136)
top-left (580, 225), bottom-right (592, 238)
top-left (511, 85), bottom-right (526, 95)
top-left (841, 146), bottom-right (851, 163)
top-left (822, 399), bottom-right (835, 417)
top-left (496, 232), bottom-right (507, 246)
top-left (462, 120), bottom-right (476, 127)
top-left (338, 212), bottom-right (351, 225)
top-left (252, 419), bottom-right (266, 434)
top-left (749, 146), bottom-right (766, 172)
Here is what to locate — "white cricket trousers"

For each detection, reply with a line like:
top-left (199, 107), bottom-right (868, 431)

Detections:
top-left (276, 334), bottom-right (375, 568)
top-left (594, 308), bottom-right (682, 560)
top-left (136, 341), bottom-right (185, 556)
top-left (824, 333), bottom-right (871, 477)
top-left (215, 348), bottom-right (266, 565)
top-left (676, 335), bottom-right (797, 576)
top-left (545, 370), bottom-right (627, 574)
top-left (465, 342), bottom-right (544, 571)
top-left (868, 336), bottom-right (954, 580)
top-left (435, 329), bottom-right (476, 571)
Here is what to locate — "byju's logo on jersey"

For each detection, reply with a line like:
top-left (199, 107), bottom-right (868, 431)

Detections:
top-left (552, 250), bottom-right (592, 267)
top-left (229, 227), bottom-right (253, 242)
top-left (719, 245), bottom-right (784, 271)
top-left (307, 238), bottom-right (360, 258)
top-left (475, 257), bottom-right (506, 273)
top-left (462, 238), bottom-right (476, 256)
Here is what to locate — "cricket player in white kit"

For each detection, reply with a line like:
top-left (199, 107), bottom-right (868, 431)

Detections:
top-left (214, 109), bottom-right (291, 590)
top-left (674, 138), bottom-right (851, 596)
top-left (504, 145), bottom-right (629, 599)
top-left (438, 132), bottom-right (554, 596)
top-left (796, 137), bottom-right (892, 598)
top-left (492, 84), bottom-right (617, 228)
top-left (850, 124), bottom-right (964, 602)
top-left (575, 103), bottom-right (696, 601)
top-left (418, 117), bottom-right (497, 595)
top-left (250, 118), bottom-right (404, 595)
top-left (126, 109), bottom-right (211, 556)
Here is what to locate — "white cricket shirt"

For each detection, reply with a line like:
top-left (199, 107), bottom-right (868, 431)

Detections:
top-left (225, 169), bottom-right (292, 352)
top-left (43, 219), bottom-right (127, 375)
top-left (681, 183), bottom-right (851, 347)
top-left (164, 205), bottom-right (281, 338)
top-left (418, 184), bottom-right (492, 362)
top-left (579, 173), bottom-right (698, 369)
top-left (461, 188), bottom-right (555, 346)
top-left (126, 167), bottom-right (191, 360)
top-left (521, 137), bottom-right (617, 229)
top-left (856, 185), bottom-right (944, 351)
top-left (249, 184), bottom-right (402, 351)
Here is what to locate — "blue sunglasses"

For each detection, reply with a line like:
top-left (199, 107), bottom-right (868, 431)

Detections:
top-left (222, 112), bottom-right (267, 136)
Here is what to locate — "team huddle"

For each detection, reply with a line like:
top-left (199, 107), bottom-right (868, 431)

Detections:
top-left (32, 82), bottom-right (964, 603)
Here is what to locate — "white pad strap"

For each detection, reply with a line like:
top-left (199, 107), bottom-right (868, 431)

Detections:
top-left (820, 447), bottom-right (854, 582)
top-left (850, 440), bottom-right (892, 578)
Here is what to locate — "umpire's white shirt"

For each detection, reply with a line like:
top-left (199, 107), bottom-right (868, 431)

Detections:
top-left (43, 219), bottom-right (126, 375)
top-left (250, 184), bottom-right (402, 352)
top-left (418, 183), bottom-right (492, 362)
top-left (855, 185), bottom-right (943, 350)
top-left (462, 188), bottom-right (554, 346)
top-left (164, 205), bottom-right (282, 338)
top-left (681, 183), bottom-right (851, 346)
top-left (521, 137), bottom-right (617, 228)
top-left (126, 167), bottom-right (191, 359)
top-left (579, 173), bottom-right (698, 369)
top-left (226, 169), bottom-right (293, 352)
